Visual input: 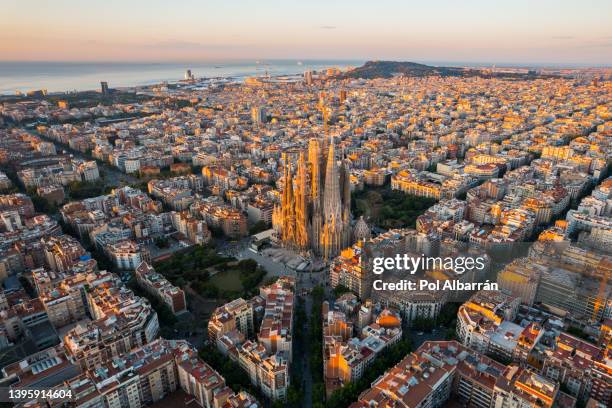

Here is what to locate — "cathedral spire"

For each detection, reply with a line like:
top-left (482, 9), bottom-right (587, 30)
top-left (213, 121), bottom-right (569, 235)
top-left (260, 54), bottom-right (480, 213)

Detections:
top-left (341, 159), bottom-right (352, 248)
top-left (295, 151), bottom-right (309, 249)
top-left (321, 137), bottom-right (343, 259)
top-left (323, 137), bottom-right (341, 221)
top-left (308, 138), bottom-right (321, 205)
top-left (275, 141), bottom-right (353, 260)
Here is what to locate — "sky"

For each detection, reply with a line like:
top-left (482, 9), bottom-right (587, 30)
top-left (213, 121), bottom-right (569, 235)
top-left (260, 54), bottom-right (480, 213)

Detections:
top-left (2, 0), bottom-right (611, 65)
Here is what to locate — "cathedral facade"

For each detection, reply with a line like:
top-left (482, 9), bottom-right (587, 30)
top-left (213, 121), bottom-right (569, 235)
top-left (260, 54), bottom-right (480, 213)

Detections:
top-left (273, 137), bottom-right (352, 260)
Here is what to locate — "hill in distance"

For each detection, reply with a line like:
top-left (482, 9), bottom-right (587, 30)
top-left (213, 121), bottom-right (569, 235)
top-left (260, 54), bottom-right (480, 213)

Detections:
top-left (336, 60), bottom-right (539, 80)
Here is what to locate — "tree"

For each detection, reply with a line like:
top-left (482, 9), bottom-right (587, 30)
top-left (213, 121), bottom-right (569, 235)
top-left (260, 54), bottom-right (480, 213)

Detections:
top-left (154, 236), bottom-right (170, 248)
top-left (248, 220), bottom-right (269, 235)
top-left (352, 184), bottom-right (436, 229)
top-left (306, 285), bottom-right (326, 404)
top-left (127, 276), bottom-right (177, 327)
top-left (31, 194), bottom-right (58, 214)
top-left (312, 383), bottom-right (326, 406)
top-left (286, 386), bottom-right (302, 407)
top-left (197, 345), bottom-right (263, 400)
top-left (19, 276), bottom-right (37, 298)
top-left (333, 284), bottom-right (352, 297)
top-left (437, 303), bottom-right (459, 327)
top-left (326, 337), bottom-right (412, 408)
top-left (412, 317), bottom-right (435, 332)
top-left (67, 180), bottom-right (108, 200)
top-left (311, 285), bottom-right (325, 302)
top-left (237, 259), bottom-right (258, 273)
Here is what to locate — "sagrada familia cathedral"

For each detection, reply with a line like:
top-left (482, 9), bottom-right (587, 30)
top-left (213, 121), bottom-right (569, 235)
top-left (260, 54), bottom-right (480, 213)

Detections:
top-left (273, 137), bottom-right (357, 260)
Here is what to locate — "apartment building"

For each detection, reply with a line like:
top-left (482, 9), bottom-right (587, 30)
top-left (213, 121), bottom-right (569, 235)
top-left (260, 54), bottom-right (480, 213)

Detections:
top-left (135, 262), bottom-right (186, 315)
top-left (208, 277), bottom-right (294, 401)
top-left (457, 290), bottom-right (522, 360)
top-left (324, 307), bottom-right (402, 395)
top-left (349, 340), bottom-right (572, 408)
top-left (542, 333), bottom-right (611, 405)
top-left (208, 297), bottom-right (254, 341)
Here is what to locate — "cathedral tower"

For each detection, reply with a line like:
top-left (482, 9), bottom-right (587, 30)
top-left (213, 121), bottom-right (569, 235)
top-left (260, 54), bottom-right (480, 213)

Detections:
top-left (321, 138), bottom-right (344, 260)
top-left (294, 151), bottom-right (309, 250)
top-left (274, 139), bottom-right (352, 260)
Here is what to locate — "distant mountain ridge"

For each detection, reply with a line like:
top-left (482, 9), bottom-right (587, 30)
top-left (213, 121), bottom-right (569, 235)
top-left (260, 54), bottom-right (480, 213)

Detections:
top-left (336, 60), bottom-right (538, 80)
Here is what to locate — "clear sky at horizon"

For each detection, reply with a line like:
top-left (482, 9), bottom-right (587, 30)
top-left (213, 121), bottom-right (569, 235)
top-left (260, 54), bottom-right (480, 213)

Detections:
top-left (2, 0), bottom-right (611, 65)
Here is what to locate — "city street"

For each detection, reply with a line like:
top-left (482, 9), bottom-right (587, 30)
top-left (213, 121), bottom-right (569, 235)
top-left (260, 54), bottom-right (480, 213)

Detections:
top-left (219, 237), bottom-right (322, 408)
top-left (28, 129), bottom-right (139, 188)
top-left (409, 328), bottom-right (447, 349)
top-left (220, 238), bottom-right (328, 290)
top-left (1, 12), bottom-right (609, 406)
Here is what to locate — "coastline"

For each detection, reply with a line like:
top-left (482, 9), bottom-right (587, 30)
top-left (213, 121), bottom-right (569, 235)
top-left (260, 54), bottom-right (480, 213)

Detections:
top-left (0, 60), bottom-right (360, 95)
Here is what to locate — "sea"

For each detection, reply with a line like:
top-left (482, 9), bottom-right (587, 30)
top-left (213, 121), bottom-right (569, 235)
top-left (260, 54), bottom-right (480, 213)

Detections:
top-left (0, 60), bottom-right (362, 95)
top-left (1, 59), bottom-right (599, 96)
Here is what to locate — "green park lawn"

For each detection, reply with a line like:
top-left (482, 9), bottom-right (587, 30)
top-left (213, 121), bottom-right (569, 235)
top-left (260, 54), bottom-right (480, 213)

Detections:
top-left (208, 269), bottom-right (244, 292)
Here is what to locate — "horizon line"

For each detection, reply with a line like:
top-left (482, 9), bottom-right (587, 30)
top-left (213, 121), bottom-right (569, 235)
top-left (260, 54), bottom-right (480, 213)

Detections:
top-left (0, 59), bottom-right (611, 69)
